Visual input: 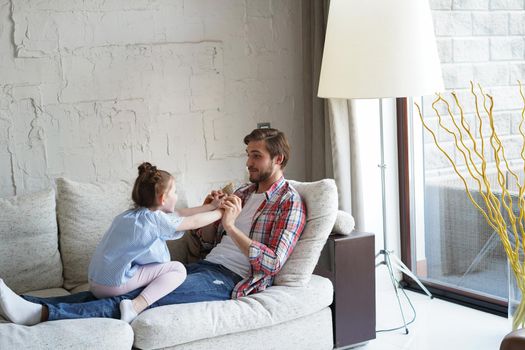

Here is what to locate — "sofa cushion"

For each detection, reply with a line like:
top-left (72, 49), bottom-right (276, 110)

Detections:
top-left (0, 318), bottom-right (134, 350)
top-left (69, 282), bottom-right (90, 294)
top-left (333, 209), bottom-right (355, 235)
top-left (132, 274), bottom-right (333, 349)
top-left (23, 287), bottom-right (71, 298)
top-left (56, 178), bottom-right (132, 290)
top-left (154, 309), bottom-right (333, 350)
top-left (273, 179), bottom-right (338, 287)
top-left (0, 189), bottom-right (63, 294)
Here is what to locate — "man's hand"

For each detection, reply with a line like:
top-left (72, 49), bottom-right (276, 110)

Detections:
top-left (220, 195), bottom-right (242, 230)
top-left (220, 194), bottom-right (251, 256)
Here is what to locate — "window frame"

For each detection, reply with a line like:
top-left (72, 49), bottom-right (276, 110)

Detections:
top-left (396, 97), bottom-right (508, 317)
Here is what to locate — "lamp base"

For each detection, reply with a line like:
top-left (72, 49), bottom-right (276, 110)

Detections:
top-left (375, 249), bottom-right (433, 334)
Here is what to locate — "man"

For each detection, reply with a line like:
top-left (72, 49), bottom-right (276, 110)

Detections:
top-left (0, 128), bottom-right (306, 325)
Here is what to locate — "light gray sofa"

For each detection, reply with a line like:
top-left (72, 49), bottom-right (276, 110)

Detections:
top-left (0, 177), bottom-right (339, 350)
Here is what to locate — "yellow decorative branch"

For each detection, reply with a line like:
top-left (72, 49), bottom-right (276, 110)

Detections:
top-left (415, 83), bottom-right (525, 329)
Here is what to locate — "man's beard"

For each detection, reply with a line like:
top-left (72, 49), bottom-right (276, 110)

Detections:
top-left (248, 166), bottom-right (273, 184)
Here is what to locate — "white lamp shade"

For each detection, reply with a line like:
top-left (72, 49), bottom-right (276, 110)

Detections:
top-left (318, 0), bottom-right (444, 99)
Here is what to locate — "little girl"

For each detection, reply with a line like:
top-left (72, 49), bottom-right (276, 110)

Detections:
top-left (87, 162), bottom-right (223, 323)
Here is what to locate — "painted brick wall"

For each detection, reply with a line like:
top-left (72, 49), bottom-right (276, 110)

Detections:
top-left (0, 0), bottom-right (305, 205)
top-left (424, 0), bottom-right (525, 177)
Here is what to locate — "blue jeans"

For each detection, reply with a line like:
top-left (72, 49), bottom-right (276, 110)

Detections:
top-left (22, 261), bottom-right (242, 321)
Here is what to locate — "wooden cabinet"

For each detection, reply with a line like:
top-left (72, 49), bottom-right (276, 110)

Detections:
top-left (314, 231), bottom-right (376, 348)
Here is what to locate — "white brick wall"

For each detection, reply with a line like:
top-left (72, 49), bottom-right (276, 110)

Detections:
top-left (472, 12), bottom-right (508, 35)
top-left (424, 1), bottom-right (525, 175)
top-left (491, 0), bottom-right (525, 10)
top-left (453, 38), bottom-right (490, 62)
top-left (0, 0), bottom-right (305, 204)
top-left (452, 0), bottom-right (489, 10)
top-left (433, 12), bottom-right (473, 36)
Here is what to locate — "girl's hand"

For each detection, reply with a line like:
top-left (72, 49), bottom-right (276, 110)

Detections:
top-left (203, 189), bottom-right (225, 206)
top-left (220, 195), bottom-right (242, 229)
top-left (209, 193), bottom-right (224, 209)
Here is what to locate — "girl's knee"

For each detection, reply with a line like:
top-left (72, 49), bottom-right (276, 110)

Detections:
top-left (170, 261), bottom-right (187, 277)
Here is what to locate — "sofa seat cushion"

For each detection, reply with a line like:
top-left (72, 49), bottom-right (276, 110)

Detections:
top-left (69, 282), bottom-right (91, 294)
top-left (159, 309), bottom-right (333, 350)
top-left (132, 274), bottom-right (333, 350)
top-left (23, 287), bottom-right (71, 298)
top-left (0, 318), bottom-right (134, 350)
top-left (0, 188), bottom-right (63, 294)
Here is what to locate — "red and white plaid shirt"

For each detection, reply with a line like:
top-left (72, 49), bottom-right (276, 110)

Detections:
top-left (215, 176), bottom-right (306, 298)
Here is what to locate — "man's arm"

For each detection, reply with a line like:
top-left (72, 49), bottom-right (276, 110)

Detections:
top-left (247, 197), bottom-right (305, 276)
top-left (222, 194), bottom-right (306, 276)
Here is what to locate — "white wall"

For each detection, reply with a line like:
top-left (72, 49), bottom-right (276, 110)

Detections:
top-left (0, 0), bottom-right (305, 206)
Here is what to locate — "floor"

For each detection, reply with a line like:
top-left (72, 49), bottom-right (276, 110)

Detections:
top-left (353, 268), bottom-right (512, 350)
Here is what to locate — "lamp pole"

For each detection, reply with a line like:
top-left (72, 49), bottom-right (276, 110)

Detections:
top-left (375, 98), bottom-right (433, 334)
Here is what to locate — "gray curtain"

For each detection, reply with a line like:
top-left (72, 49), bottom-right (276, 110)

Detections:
top-left (302, 0), bottom-right (332, 182)
top-left (302, 1), bottom-right (365, 229)
top-left (329, 99), bottom-right (367, 230)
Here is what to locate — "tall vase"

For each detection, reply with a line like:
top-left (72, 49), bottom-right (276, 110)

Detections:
top-left (508, 262), bottom-right (525, 330)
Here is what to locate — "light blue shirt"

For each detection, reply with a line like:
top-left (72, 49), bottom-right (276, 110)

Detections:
top-left (88, 207), bottom-right (184, 286)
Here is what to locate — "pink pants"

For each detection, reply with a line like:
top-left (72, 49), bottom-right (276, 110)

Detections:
top-left (90, 261), bottom-right (187, 306)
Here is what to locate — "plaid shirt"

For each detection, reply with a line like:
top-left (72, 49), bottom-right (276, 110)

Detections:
top-left (215, 176), bottom-right (306, 298)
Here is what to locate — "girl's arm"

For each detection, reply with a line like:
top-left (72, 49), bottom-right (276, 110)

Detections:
top-left (177, 209), bottom-right (223, 231)
top-left (176, 203), bottom-right (216, 217)
top-left (176, 192), bottom-right (224, 217)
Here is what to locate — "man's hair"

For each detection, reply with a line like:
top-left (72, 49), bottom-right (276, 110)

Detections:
top-left (243, 128), bottom-right (290, 168)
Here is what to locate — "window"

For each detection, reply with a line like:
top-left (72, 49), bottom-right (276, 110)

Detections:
top-left (399, 1), bottom-right (525, 315)
top-left (401, 96), bottom-right (518, 315)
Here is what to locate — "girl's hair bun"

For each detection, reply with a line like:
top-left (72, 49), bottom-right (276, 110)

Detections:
top-left (138, 162), bottom-right (154, 175)
top-left (132, 162), bottom-right (172, 208)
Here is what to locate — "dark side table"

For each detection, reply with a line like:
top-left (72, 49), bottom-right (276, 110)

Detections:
top-left (314, 231), bottom-right (376, 348)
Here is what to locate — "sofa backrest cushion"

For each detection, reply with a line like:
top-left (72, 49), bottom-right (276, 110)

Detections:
top-left (274, 179), bottom-right (338, 287)
top-left (0, 189), bottom-right (63, 294)
top-left (56, 178), bottom-right (132, 290)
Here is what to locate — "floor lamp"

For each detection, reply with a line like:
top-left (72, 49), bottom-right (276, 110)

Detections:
top-left (317, 0), bottom-right (444, 334)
